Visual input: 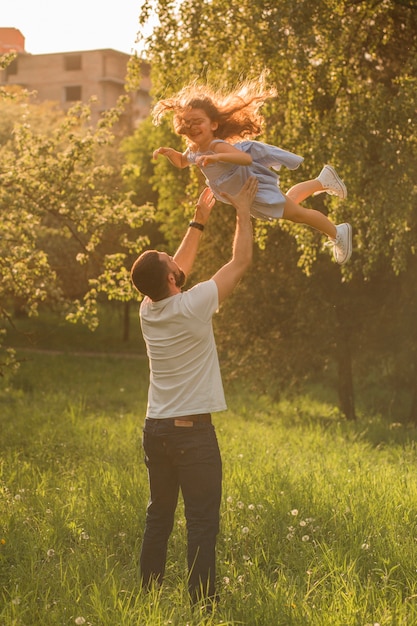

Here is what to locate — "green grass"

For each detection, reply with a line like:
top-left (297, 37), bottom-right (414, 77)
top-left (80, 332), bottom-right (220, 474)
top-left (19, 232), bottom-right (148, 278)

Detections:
top-left (2, 351), bottom-right (417, 625)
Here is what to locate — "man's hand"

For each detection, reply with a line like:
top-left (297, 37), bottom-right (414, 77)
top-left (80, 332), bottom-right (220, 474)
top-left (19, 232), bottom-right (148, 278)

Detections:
top-left (220, 177), bottom-right (258, 216)
top-left (193, 187), bottom-right (216, 225)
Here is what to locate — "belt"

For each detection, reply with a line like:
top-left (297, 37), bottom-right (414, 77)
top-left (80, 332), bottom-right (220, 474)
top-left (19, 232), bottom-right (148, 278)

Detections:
top-left (147, 413), bottom-right (211, 427)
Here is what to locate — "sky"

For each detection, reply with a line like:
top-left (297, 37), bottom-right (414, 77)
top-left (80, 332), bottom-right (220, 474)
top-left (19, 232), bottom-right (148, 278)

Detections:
top-left (1, 1), bottom-right (151, 56)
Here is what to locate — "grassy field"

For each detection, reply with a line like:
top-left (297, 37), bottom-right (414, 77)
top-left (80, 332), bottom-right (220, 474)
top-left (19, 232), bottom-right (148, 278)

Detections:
top-left (1, 341), bottom-right (417, 625)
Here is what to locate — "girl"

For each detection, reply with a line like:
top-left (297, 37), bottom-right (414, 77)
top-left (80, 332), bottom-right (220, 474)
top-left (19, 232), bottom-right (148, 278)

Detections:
top-left (152, 79), bottom-right (352, 264)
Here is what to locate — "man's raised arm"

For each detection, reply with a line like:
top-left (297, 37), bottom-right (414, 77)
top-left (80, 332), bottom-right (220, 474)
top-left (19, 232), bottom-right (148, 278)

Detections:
top-left (173, 187), bottom-right (215, 277)
top-left (212, 177), bottom-right (257, 304)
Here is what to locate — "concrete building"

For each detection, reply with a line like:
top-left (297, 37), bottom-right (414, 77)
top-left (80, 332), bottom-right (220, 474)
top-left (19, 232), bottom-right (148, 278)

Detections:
top-left (0, 28), bottom-right (151, 129)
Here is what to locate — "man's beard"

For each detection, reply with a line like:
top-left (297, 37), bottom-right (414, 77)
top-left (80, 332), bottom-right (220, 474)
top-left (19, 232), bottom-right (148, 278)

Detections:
top-left (174, 269), bottom-right (186, 288)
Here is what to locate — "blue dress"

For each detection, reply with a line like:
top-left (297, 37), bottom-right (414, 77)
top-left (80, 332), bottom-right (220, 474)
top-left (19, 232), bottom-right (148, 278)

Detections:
top-left (186, 139), bottom-right (304, 221)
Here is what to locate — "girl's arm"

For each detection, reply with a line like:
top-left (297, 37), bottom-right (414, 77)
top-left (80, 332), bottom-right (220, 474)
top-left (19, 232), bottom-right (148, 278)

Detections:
top-left (196, 142), bottom-right (252, 167)
top-left (153, 147), bottom-right (189, 169)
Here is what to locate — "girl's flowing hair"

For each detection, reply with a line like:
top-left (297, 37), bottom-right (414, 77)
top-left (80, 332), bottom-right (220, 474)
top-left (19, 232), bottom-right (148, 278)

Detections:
top-left (152, 74), bottom-right (277, 143)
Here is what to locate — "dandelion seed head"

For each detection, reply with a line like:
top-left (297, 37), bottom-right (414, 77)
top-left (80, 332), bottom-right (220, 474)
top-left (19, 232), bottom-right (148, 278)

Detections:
top-left (14, 494), bottom-right (22, 501)
top-left (299, 520), bottom-right (307, 527)
top-left (80, 532), bottom-right (90, 540)
top-left (242, 526), bottom-right (249, 534)
top-left (361, 543), bottom-right (370, 550)
top-left (75, 618), bottom-right (86, 625)
top-left (302, 535), bottom-right (310, 542)
top-left (248, 504), bottom-right (255, 510)
top-left (237, 501), bottom-right (244, 509)
top-left (47, 549), bottom-right (55, 557)
top-left (226, 496), bottom-right (233, 503)
top-left (291, 509), bottom-right (298, 516)
top-left (223, 576), bottom-right (230, 585)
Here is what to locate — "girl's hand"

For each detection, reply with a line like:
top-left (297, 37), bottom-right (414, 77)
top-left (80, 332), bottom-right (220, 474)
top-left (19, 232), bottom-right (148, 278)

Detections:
top-left (196, 154), bottom-right (219, 167)
top-left (153, 147), bottom-right (173, 159)
top-left (152, 147), bottom-right (188, 169)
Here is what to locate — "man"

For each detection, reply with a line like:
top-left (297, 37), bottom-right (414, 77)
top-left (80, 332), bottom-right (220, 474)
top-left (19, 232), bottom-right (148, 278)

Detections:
top-left (130, 177), bottom-right (258, 605)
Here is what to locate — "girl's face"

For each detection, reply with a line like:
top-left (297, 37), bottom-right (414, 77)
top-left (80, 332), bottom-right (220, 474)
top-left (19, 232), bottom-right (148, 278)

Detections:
top-left (178, 108), bottom-right (218, 150)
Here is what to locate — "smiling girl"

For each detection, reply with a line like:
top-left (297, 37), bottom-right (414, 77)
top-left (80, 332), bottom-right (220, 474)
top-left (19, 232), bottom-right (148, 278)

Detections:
top-left (152, 78), bottom-right (352, 264)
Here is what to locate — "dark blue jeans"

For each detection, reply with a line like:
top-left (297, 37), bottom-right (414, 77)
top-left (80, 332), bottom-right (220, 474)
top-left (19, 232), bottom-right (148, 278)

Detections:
top-left (140, 416), bottom-right (222, 602)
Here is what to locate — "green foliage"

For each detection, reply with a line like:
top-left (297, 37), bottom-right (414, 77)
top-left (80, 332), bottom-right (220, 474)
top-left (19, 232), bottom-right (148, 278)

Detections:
top-left (132, 0), bottom-right (417, 418)
top-left (0, 74), bottom-right (152, 374)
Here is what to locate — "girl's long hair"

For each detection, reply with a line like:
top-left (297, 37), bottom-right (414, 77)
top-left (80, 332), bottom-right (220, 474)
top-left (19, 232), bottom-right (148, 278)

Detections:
top-left (152, 74), bottom-right (277, 143)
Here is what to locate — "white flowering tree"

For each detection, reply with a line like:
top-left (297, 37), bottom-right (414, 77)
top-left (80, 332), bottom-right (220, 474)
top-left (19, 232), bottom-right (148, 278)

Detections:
top-left (0, 56), bottom-right (151, 375)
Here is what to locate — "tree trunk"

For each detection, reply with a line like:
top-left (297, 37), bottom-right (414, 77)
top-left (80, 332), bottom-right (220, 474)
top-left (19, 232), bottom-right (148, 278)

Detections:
top-left (123, 301), bottom-right (130, 342)
top-left (335, 305), bottom-right (356, 420)
top-left (408, 352), bottom-right (417, 425)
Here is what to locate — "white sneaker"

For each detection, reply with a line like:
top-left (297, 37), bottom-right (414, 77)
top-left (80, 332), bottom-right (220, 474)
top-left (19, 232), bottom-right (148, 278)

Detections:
top-left (330, 223), bottom-right (352, 264)
top-left (316, 165), bottom-right (347, 199)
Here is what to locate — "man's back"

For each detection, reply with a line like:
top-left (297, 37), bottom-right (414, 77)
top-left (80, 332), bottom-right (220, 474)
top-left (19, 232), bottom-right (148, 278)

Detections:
top-left (140, 280), bottom-right (227, 418)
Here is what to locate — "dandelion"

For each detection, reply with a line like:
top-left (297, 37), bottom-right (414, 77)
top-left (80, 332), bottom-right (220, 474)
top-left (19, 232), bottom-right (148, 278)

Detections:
top-left (242, 527), bottom-right (249, 534)
top-left (290, 509), bottom-right (298, 516)
top-left (12, 597), bottom-right (21, 605)
top-left (14, 494), bottom-right (22, 502)
top-left (223, 576), bottom-right (230, 585)
top-left (75, 618), bottom-right (86, 625)
top-left (286, 533), bottom-right (294, 540)
top-left (237, 501), bottom-right (244, 509)
top-left (226, 496), bottom-right (233, 503)
top-left (361, 543), bottom-right (370, 550)
top-left (80, 532), bottom-right (90, 540)
top-left (302, 535), bottom-right (310, 542)
top-left (47, 549), bottom-right (55, 557)
top-left (299, 520), bottom-right (307, 527)
top-left (1, 538), bottom-right (5, 545)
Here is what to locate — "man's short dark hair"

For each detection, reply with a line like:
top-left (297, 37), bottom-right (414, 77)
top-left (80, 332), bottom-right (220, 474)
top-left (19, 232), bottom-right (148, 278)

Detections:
top-left (131, 250), bottom-right (170, 301)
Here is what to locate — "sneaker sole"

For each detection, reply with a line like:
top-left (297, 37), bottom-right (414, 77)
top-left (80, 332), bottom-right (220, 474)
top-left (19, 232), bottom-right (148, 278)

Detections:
top-left (324, 165), bottom-right (347, 199)
top-left (335, 223), bottom-right (352, 264)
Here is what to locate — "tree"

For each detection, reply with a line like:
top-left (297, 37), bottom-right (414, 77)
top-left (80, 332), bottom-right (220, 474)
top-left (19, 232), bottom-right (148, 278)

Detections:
top-left (0, 61), bottom-right (151, 375)
top-left (133, 0), bottom-right (417, 419)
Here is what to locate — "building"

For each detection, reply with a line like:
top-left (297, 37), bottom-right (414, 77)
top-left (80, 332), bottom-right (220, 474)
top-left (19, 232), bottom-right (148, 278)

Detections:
top-left (0, 27), bottom-right (25, 54)
top-left (0, 28), bottom-right (152, 129)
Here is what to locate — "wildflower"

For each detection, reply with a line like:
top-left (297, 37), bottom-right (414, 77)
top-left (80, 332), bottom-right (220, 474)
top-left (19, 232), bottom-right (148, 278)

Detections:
top-left (75, 618), bottom-right (86, 625)
top-left (47, 549), bottom-right (55, 557)
top-left (361, 543), bottom-right (370, 550)
top-left (80, 532), bottom-right (90, 540)
top-left (226, 496), bottom-right (233, 503)
top-left (0, 538), bottom-right (5, 545)
top-left (242, 527), bottom-right (249, 534)
top-left (223, 576), bottom-right (230, 585)
top-left (290, 509), bottom-right (298, 516)
top-left (248, 504), bottom-right (255, 510)
top-left (286, 533), bottom-right (294, 541)
top-left (237, 501), bottom-right (244, 509)
top-left (302, 535), bottom-right (310, 542)
top-left (14, 494), bottom-right (22, 502)
top-left (299, 520), bottom-right (307, 527)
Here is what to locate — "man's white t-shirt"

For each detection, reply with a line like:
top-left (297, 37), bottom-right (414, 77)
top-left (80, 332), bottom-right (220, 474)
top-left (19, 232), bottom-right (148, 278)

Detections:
top-left (140, 279), bottom-right (227, 418)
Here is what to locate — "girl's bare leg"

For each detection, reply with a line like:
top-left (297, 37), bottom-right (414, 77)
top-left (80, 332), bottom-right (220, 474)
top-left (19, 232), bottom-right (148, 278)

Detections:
top-left (286, 179), bottom-right (323, 205)
top-left (282, 195), bottom-right (337, 239)
top-left (287, 166), bottom-right (347, 204)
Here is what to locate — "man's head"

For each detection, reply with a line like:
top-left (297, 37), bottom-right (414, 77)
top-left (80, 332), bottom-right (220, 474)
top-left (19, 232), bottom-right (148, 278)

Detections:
top-left (131, 250), bottom-right (185, 301)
